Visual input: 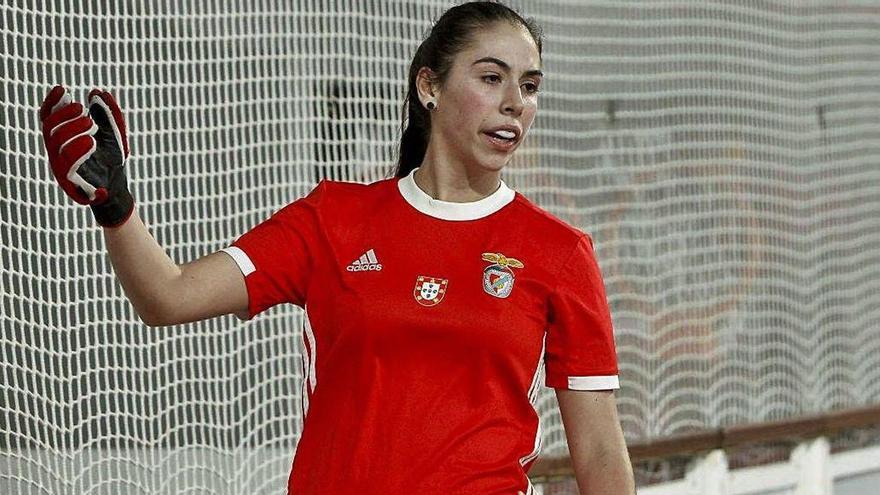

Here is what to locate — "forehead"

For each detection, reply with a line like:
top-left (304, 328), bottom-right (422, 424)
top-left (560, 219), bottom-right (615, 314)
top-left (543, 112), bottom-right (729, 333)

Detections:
top-left (460, 22), bottom-right (541, 70)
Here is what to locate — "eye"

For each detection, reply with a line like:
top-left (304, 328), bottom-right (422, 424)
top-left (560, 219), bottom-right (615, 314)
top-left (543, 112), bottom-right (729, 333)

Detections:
top-left (483, 74), bottom-right (541, 95)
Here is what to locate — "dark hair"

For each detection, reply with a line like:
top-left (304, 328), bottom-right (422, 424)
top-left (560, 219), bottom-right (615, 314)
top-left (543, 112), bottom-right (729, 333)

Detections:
top-left (392, 1), bottom-right (544, 178)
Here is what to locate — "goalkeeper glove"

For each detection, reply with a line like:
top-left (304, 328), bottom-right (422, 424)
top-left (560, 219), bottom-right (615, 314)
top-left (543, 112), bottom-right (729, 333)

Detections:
top-left (39, 85), bottom-right (135, 228)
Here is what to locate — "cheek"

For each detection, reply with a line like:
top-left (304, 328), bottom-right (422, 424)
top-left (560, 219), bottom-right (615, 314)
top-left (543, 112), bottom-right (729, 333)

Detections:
top-left (444, 88), bottom-right (493, 135)
top-left (457, 84), bottom-right (496, 113)
top-left (520, 100), bottom-right (538, 125)
top-left (525, 104), bottom-right (538, 123)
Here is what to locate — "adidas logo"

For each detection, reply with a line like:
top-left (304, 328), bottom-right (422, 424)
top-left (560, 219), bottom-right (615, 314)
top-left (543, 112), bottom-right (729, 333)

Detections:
top-left (347, 248), bottom-right (383, 272)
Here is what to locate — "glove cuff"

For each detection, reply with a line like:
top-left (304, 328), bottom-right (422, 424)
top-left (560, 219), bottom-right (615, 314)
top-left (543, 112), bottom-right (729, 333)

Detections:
top-left (90, 188), bottom-right (135, 228)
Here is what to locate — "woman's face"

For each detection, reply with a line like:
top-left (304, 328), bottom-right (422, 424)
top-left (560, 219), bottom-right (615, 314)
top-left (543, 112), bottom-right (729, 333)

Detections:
top-left (420, 22), bottom-right (542, 174)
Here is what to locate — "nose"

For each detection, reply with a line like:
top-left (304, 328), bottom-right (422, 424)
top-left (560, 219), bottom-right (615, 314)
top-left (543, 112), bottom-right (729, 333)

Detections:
top-left (502, 82), bottom-right (525, 117)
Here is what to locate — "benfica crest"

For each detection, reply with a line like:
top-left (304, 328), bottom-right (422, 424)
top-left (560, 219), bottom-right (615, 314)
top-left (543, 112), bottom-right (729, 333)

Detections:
top-left (482, 252), bottom-right (524, 299)
top-left (413, 276), bottom-right (448, 306)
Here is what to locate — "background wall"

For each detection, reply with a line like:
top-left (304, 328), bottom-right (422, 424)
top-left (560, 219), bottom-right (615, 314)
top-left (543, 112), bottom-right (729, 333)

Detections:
top-left (2, 1), bottom-right (879, 493)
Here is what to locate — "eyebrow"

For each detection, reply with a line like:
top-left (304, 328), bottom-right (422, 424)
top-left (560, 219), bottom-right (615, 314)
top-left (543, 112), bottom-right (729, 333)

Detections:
top-left (472, 56), bottom-right (544, 78)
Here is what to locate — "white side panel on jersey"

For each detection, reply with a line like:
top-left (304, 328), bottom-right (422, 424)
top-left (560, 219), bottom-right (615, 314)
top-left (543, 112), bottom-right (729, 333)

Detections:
top-left (295, 307), bottom-right (317, 460)
top-left (299, 340), bottom-right (308, 422)
top-left (525, 478), bottom-right (538, 495)
top-left (520, 333), bottom-right (547, 470)
top-left (300, 305), bottom-right (318, 422)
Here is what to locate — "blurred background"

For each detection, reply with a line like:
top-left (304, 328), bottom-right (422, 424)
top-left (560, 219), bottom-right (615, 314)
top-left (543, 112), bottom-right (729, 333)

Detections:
top-left (1, 1), bottom-right (879, 493)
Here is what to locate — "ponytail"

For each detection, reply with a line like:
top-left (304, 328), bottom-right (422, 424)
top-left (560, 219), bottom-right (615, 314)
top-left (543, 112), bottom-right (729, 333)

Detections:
top-left (395, 71), bottom-right (432, 177)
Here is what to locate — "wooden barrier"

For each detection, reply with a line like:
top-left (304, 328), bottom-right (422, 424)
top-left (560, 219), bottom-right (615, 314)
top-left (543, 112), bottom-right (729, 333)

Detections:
top-left (529, 403), bottom-right (880, 479)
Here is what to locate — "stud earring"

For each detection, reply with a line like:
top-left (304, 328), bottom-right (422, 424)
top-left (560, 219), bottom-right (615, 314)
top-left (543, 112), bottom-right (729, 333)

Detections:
top-left (426, 101), bottom-right (436, 110)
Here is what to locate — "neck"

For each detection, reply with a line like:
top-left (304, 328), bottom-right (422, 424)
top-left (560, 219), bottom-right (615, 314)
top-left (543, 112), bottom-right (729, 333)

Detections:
top-left (414, 155), bottom-right (502, 203)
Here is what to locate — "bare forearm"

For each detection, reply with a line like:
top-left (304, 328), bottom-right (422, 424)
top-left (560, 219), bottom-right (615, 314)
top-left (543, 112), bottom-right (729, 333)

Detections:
top-left (101, 208), bottom-right (180, 324)
top-left (556, 390), bottom-right (636, 494)
top-left (573, 442), bottom-right (636, 495)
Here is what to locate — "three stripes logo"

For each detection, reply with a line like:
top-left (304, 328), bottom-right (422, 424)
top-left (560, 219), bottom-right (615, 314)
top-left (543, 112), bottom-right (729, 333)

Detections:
top-left (347, 248), bottom-right (383, 272)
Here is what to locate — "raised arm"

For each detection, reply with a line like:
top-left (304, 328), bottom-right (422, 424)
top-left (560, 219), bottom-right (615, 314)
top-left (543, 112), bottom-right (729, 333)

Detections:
top-left (102, 208), bottom-right (249, 326)
top-left (39, 85), bottom-right (248, 327)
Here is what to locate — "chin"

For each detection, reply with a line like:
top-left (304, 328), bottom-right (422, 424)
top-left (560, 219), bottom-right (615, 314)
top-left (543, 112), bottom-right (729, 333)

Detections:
top-left (470, 147), bottom-right (514, 172)
top-left (479, 160), bottom-right (509, 173)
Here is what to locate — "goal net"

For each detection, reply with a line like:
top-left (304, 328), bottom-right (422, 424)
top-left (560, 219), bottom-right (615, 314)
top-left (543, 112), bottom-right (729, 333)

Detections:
top-left (2, 1), bottom-right (879, 493)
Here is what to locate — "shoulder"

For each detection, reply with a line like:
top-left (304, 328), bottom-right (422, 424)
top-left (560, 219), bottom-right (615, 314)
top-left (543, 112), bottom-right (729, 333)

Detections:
top-left (315, 175), bottom-right (395, 204)
top-left (320, 174), bottom-right (396, 193)
top-left (296, 175), bottom-right (394, 204)
top-left (509, 192), bottom-right (601, 284)
top-left (294, 175), bottom-right (398, 227)
top-left (510, 191), bottom-right (591, 248)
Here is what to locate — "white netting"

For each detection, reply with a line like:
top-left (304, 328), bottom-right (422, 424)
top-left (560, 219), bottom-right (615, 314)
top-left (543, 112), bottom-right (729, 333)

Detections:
top-left (2, 0), bottom-right (880, 493)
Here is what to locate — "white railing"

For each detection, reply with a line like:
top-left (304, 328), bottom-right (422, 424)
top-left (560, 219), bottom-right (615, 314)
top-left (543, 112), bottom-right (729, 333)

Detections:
top-left (636, 438), bottom-right (880, 495)
top-left (3, 441), bottom-right (876, 494)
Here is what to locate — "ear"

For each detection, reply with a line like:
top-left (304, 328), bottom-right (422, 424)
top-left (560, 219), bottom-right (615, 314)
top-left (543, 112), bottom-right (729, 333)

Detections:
top-left (415, 66), bottom-right (439, 107)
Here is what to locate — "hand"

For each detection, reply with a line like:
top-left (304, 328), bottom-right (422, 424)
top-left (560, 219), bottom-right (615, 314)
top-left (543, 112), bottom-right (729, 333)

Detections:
top-left (40, 85), bottom-right (135, 228)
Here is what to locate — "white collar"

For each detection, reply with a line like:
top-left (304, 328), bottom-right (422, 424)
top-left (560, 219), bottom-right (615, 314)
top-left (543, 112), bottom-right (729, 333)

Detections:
top-left (397, 167), bottom-right (515, 221)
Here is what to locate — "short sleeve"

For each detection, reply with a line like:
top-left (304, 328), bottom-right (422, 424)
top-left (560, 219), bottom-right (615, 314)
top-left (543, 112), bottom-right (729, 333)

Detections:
top-left (220, 180), bottom-right (326, 320)
top-left (544, 234), bottom-right (620, 391)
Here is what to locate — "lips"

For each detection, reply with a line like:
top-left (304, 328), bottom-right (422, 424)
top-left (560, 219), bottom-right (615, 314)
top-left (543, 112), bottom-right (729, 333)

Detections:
top-left (483, 131), bottom-right (516, 142)
top-left (483, 131), bottom-right (518, 151)
top-left (484, 125), bottom-right (521, 143)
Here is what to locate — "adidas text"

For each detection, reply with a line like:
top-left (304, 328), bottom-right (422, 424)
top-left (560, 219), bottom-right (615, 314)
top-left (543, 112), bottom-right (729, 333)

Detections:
top-left (347, 263), bottom-right (383, 272)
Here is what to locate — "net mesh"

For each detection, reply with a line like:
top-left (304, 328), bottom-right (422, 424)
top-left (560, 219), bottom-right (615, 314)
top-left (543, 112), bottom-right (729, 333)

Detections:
top-left (2, 0), bottom-right (880, 493)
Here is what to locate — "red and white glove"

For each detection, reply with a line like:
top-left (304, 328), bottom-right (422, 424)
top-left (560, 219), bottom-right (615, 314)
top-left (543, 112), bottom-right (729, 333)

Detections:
top-left (39, 85), bottom-right (135, 228)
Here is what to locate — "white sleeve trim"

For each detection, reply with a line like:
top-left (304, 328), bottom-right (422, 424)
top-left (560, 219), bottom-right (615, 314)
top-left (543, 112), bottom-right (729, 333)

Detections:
top-left (220, 246), bottom-right (256, 277)
top-left (568, 375), bottom-right (620, 390)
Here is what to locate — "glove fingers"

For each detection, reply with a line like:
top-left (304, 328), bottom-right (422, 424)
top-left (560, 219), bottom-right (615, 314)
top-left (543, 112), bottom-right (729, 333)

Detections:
top-left (39, 85), bottom-right (72, 122)
top-left (46, 115), bottom-right (97, 157)
top-left (40, 87), bottom-right (131, 212)
top-left (41, 102), bottom-right (84, 139)
top-left (39, 86), bottom-right (114, 207)
top-left (88, 89), bottom-right (129, 159)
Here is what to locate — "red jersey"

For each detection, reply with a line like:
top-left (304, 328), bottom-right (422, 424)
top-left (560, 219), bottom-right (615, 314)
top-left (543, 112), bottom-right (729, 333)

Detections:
top-left (220, 167), bottom-right (619, 495)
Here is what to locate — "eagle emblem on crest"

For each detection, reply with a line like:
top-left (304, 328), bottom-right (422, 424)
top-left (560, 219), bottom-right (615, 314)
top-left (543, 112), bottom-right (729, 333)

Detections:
top-left (481, 252), bottom-right (524, 298)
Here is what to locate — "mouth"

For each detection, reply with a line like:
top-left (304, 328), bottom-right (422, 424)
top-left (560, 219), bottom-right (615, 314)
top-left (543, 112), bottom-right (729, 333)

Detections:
top-left (483, 131), bottom-right (519, 152)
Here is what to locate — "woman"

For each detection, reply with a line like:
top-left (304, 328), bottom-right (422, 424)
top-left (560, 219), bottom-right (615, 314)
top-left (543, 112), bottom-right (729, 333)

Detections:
top-left (39, 1), bottom-right (634, 494)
